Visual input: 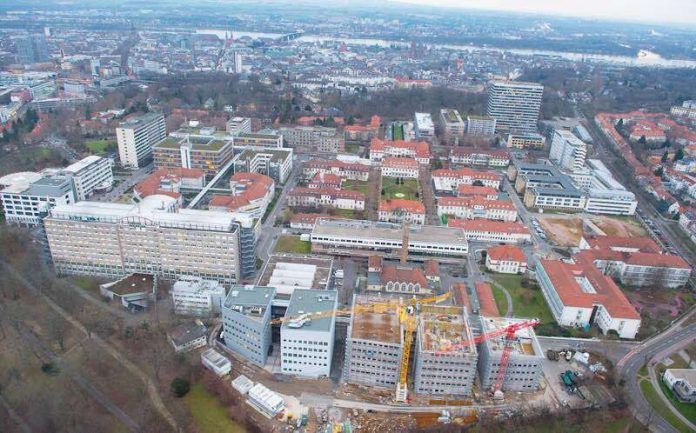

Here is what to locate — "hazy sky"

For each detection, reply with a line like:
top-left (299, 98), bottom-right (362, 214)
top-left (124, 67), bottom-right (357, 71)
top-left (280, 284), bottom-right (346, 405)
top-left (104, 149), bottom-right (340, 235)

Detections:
top-left (395, 0), bottom-right (696, 25)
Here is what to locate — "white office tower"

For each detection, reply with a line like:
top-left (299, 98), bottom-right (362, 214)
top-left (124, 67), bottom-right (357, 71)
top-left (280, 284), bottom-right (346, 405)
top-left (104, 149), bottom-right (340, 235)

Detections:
top-left (486, 81), bottom-right (543, 134)
top-left (171, 276), bottom-right (227, 316)
top-left (549, 129), bottom-right (587, 172)
top-left (234, 52), bottom-right (243, 74)
top-left (116, 113), bottom-right (166, 168)
top-left (0, 171), bottom-right (76, 226)
top-left (226, 117), bottom-right (252, 135)
top-left (63, 155), bottom-right (113, 200)
top-left (280, 289), bottom-right (337, 378)
top-left (414, 112), bottom-right (435, 141)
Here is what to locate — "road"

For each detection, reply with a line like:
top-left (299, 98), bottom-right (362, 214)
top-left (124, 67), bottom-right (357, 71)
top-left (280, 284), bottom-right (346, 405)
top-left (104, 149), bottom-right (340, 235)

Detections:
top-left (419, 165), bottom-right (438, 225)
top-left (96, 163), bottom-right (155, 202)
top-left (256, 163), bottom-right (300, 263)
top-left (617, 308), bottom-right (696, 433)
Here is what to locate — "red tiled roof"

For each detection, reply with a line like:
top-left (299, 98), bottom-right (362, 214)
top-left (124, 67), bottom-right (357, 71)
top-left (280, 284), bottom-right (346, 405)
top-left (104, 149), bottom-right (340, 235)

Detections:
top-left (134, 167), bottom-right (204, 199)
top-left (309, 172), bottom-right (342, 187)
top-left (289, 187), bottom-right (365, 201)
top-left (370, 138), bottom-right (430, 159)
top-left (450, 147), bottom-right (509, 159)
top-left (303, 159), bottom-right (369, 172)
top-left (452, 282), bottom-right (471, 312)
top-left (539, 259), bottom-right (640, 319)
top-left (368, 255), bottom-right (383, 269)
top-left (211, 172), bottom-right (274, 211)
top-left (382, 156), bottom-right (419, 169)
top-left (432, 167), bottom-right (500, 181)
top-left (487, 245), bottom-right (526, 263)
top-left (448, 218), bottom-right (531, 235)
top-left (380, 265), bottom-right (428, 287)
top-left (424, 260), bottom-right (439, 277)
top-left (438, 196), bottom-right (515, 210)
top-left (582, 235), bottom-right (661, 254)
top-left (379, 199), bottom-right (425, 214)
top-left (475, 282), bottom-right (500, 317)
top-left (290, 213), bottom-right (335, 225)
top-left (456, 184), bottom-right (499, 198)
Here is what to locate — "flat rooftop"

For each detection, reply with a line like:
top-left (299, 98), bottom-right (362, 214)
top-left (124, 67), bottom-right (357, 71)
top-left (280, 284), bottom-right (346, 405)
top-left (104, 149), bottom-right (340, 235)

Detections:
top-left (480, 317), bottom-right (542, 357)
top-left (349, 294), bottom-right (402, 345)
top-left (102, 273), bottom-right (154, 295)
top-left (119, 112), bottom-right (162, 127)
top-left (281, 289), bottom-right (337, 332)
top-left (64, 155), bottom-right (104, 174)
top-left (236, 147), bottom-right (292, 162)
top-left (154, 136), bottom-right (231, 151)
top-left (169, 321), bottom-right (207, 347)
top-left (418, 305), bottom-right (475, 354)
top-left (223, 285), bottom-right (275, 322)
top-left (312, 219), bottom-right (468, 247)
top-left (257, 254), bottom-right (333, 299)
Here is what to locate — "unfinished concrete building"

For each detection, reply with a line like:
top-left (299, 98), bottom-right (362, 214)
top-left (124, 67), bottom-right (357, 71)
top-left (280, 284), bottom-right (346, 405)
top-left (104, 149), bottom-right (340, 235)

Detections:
top-left (343, 295), bottom-right (403, 389)
top-left (414, 305), bottom-right (478, 396)
top-left (478, 317), bottom-right (544, 392)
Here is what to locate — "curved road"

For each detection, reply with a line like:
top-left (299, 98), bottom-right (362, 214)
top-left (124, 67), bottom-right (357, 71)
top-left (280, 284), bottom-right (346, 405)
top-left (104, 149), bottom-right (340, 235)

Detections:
top-left (617, 310), bottom-right (696, 433)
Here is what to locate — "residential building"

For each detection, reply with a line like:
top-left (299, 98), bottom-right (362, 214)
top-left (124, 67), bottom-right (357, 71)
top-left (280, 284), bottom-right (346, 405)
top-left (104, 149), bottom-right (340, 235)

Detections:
top-left (506, 133), bottom-right (546, 149)
top-left (440, 109), bottom-right (466, 144)
top-left (116, 113), bottom-right (166, 169)
top-left (447, 219), bottom-right (532, 244)
top-left (99, 273), bottom-right (155, 312)
top-left (486, 81), bottom-right (543, 134)
top-left (312, 219), bottom-right (468, 257)
top-left (0, 171), bottom-right (76, 226)
top-left (466, 115), bottom-right (497, 136)
top-left (629, 121), bottom-right (666, 144)
top-left (549, 130), bottom-right (587, 172)
top-left (456, 185), bottom-right (499, 200)
top-left (289, 213), bottom-right (336, 230)
top-left (663, 369), bottom-right (696, 403)
top-left (432, 167), bottom-right (501, 191)
top-left (437, 197), bottom-right (517, 222)
top-left (581, 160), bottom-right (638, 216)
top-left (287, 187), bottom-right (365, 211)
top-left (280, 289), bottom-right (337, 378)
top-left (449, 148), bottom-right (509, 168)
top-left (381, 157), bottom-right (420, 179)
top-left (233, 132), bottom-right (283, 148)
top-left (343, 295), bottom-right (403, 389)
top-left (369, 138), bottom-right (430, 164)
top-left (152, 135), bottom-right (235, 177)
top-left (15, 34), bottom-right (50, 64)
top-left (478, 317), bottom-right (544, 392)
top-left (344, 115), bottom-right (381, 144)
top-left (414, 112), bottom-right (435, 142)
top-left (62, 156), bottom-right (113, 201)
top-left (201, 348), bottom-right (232, 376)
top-left (485, 245), bottom-right (527, 274)
top-left (302, 159), bottom-right (370, 181)
top-left (209, 172), bottom-right (274, 218)
top-left (232, 147), bottom-right (293, 184)
top-left (44, 197), bottom-right (255, 284)
top-left (536, 258), bottom-right (641, 339)
top-left (171, 276), bottom-right (227, 316)
top-left (168, 321), bottom-right (207, 353)
top-left (221, 285), bottom-right (275, 367)
top-left (280, 126), bottom-right (344, 153)
top-left (308, 172), bottom-right (342, 189)
top-left (415, 305), bottom-right (478, 396)
top-left (226, 117), bottom-right (252, 135)
top-left (367, 263), bottom-right (430, 295)
top-left (379, 199), bottom-right (426, 225)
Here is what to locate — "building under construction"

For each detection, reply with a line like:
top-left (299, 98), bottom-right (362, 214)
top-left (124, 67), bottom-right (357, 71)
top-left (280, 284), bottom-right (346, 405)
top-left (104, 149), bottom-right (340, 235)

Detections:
top-left (477, 317), bottom-right (544, 392)
top-left (343, 294), bottom-right (404, 389)
top-left (414, 305), bottom-right (478, 396)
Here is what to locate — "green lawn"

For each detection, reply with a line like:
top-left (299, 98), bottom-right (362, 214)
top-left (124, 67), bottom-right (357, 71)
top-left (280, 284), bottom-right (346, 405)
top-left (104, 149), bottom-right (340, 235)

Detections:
top-left (184, 382), bottom-right (246, 433)
top-left (274, 235), bottom-right (311, 254)
top-left (658, 375), bottom-right (696, 425)
top-left (490, 284), bottom-right (509, 316)
top-left (85, 139), bottom-right (117, 154)
top-left (639, 379), bottom-right (693, 433)
top-left (344, 143), bottom-right (361, 155)
top-left (490, 274), bottom-right (555, 325)
top-left (343, 179), bottom-right (369, 195)
top-left (381, 177), bottom-right (419, 200)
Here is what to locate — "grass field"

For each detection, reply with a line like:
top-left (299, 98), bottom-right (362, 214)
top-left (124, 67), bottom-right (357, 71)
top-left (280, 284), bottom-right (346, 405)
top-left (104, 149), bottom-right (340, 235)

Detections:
top-left (343, 179), bottom-right (369, 195)
top-left (344, 143), bottom-right (361, 155)
top-left (490, 274), bottom-right (555, 325)
top-left (491, 284), bottom-right (509, 316)
top-left (85, 139), bottom-right (117, 154)
top-left (639, 379), bottom-right (693, 433)
top-left (381, 177), bottom-right (419, 200)
top-left (274, 235), bottom-right (311, 254)
top-left (184, 383), bottom-right (246, 433)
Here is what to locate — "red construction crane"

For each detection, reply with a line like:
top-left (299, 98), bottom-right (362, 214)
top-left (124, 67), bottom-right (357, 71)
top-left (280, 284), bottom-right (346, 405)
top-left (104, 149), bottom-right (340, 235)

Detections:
top-left (436, 318), bottom-right (540, 397)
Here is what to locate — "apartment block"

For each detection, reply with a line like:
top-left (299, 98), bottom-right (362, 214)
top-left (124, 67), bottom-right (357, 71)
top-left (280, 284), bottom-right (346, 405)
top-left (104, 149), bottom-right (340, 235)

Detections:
top-left (44, 197), bottom-right (253, 284)
top-left (302, 159), bottom-right (370, 182)
top-left (439, 109), bottom-right (465, 144)
top-left (222, 285), bottom-right (275, 366)
top-left (449, 148), bottom-right (509, 168)
top-left (381, 157), bottom-right (420, 179)
top-left (549, 129), bottom-right (587, 172)
top-left (466, 115), bottom-right (496, 136)
top-left (287, 187), bottom-right (365, 211)
top-left (486, 81), bottom-right (543, 134)
top-left (414, 305), bottom-right (477, 396)
top-left (233, 132), bottom-right (283, 148)
top-left (379, 199), bottom-right (426, 225)
top-left (280, 126), bottom-right (345, 153)
top-left (414, 112), bottom-right (435, 142)
top-left (506, 133), bottom-right (546, 149)
top-left (369, 138), bottom-right (430, 164)
top-left (171, 276), bottom-right (227, 317)
top-left (343, 295), bottom-right (403, 389)
top-left (437, 196), bottom-right (517, 222)
top-left (232, 147), bottom-right (293, 184)
top-left (226, 117), bottom-right (252, 135)
top-left (281, 289), bottom-right (337, 378)
top-left (63, 155), bottom-right (114, 200)
top-left (116, 113), bottom-right (166, 168)
top-left (478, 317), bottom-right (544, 392)
top-left (432, 167), bottom-right (501, 191)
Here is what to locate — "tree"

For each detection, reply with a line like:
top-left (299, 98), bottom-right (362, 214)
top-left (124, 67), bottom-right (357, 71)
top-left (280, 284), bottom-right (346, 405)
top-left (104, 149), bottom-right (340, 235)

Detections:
top-left (654, 166), bottom-right (664, 177)
top-left (638, 135), bottom-right (647, 146)
top-left (170, 378), bottom-right (190, 398)
top-left (661, 150), bottom-right (669, 163)
top-left (472, 180), bottom-right (484, 187)
top-left (673, 148), bottom-right (685, 161)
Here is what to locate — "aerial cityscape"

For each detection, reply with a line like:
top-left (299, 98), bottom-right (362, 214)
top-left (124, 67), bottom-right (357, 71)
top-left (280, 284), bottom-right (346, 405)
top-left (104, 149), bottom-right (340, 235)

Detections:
top-left (1, 1), bottom-right (696, 432)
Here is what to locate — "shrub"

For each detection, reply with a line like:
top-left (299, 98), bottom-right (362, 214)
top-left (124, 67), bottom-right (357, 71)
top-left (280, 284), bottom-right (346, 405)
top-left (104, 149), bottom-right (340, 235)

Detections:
top-left (170, 377), bottom-right (191, 398)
